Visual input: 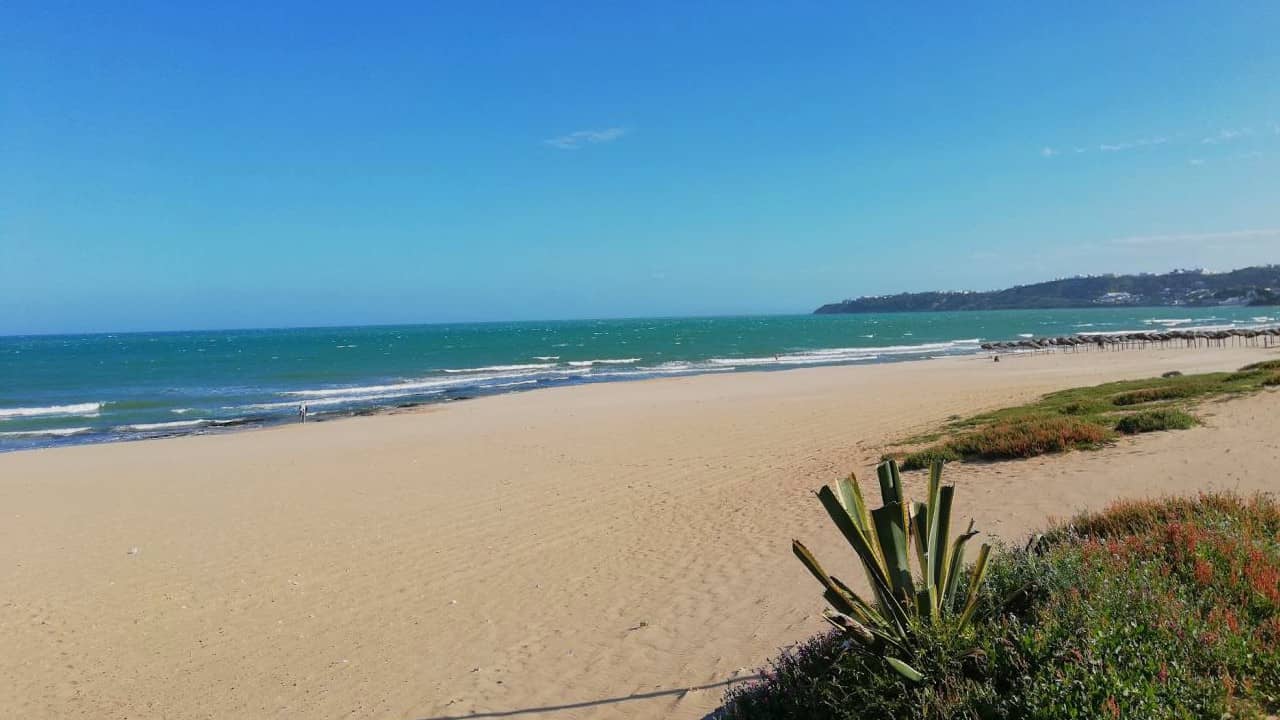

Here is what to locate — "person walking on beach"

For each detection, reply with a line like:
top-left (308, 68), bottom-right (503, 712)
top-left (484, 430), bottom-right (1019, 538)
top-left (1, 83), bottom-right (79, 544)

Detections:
top-left (298, 403), bottom-right (308, 423)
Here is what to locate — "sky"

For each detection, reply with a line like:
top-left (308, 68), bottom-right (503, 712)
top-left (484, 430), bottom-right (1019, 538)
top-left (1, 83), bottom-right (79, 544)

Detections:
top-left (2, 1), bottom-right (1279, 334)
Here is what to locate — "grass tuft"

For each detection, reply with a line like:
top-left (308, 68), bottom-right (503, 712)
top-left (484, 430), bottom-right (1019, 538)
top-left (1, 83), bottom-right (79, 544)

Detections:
top-left (1114, 408), bottom-right (1197, 434)
top-left (948, 417), bottom-right (1111, 459)
top-left (899, 445), bottom-right (962, 471)
top-left (1111, 384), bottom-right (1204, 405)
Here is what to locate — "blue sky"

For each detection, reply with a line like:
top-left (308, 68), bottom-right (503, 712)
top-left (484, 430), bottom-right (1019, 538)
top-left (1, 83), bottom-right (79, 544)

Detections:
top-left (3, 2), bottom-right (1278, 334)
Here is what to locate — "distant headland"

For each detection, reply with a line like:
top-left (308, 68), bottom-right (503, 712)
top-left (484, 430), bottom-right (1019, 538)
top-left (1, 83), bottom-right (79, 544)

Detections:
top-left (814, 265), bottom-right (1280, 314)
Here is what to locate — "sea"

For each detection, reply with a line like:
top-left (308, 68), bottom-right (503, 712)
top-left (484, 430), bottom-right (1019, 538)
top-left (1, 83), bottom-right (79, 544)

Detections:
top-left (2, 307), bottom-right (1276, 452)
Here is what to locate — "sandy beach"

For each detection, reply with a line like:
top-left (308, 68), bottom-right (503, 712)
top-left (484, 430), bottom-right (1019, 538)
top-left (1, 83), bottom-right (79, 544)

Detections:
top-left (2, 347), bottom-right (1278, 720)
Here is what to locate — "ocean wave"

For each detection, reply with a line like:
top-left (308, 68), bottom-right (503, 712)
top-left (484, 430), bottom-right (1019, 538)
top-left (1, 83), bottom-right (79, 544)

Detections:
top-left (1075, 320), bottom-right (1280, 337)
top-left (283, 376), bottom-right (486, 398)
top-left (282, 366), bottom-right (597, 401)
top-left (699, 339), bottom-right (984, 367)
top-left (567, 358), bottom-right (641, 367)
top-left (1144, 318), bottom-right (1194, 326)
top-left (708, 353), bottom-right (879, 367)
top-left (237, 389), bottom-right (449, 412)
top-left (0, 402), bottom-right (102, 420)
top-left (589, 364), bottom-right (737, 379)
top-left (532, 356), bottom-right (560, 361)
top-left (831, 339), bottom-right (978, 355)
top-left (0, 427), bottom-right (93, 438)
top-left (443, 363), bottom-right (557, 374)
top-left (115, 419), bottom-right (211, 432)
top-left (486, 379), bottom-right (540, 389)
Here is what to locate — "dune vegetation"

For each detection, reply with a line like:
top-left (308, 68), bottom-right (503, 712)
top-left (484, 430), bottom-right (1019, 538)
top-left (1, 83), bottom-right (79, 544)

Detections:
top-left (887, 361), bottom-right (1279, 470)
top-left (722, 462), bottom-right (1280, 719)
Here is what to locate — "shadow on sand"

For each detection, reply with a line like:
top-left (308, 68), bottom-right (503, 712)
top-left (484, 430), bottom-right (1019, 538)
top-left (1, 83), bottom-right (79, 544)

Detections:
top-left (418, 675), bottom-right (759, 719)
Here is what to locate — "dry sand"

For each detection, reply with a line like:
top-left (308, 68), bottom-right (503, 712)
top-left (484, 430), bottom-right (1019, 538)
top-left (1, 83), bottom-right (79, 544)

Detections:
top-left (2, 347), bottom-right (1278, 719)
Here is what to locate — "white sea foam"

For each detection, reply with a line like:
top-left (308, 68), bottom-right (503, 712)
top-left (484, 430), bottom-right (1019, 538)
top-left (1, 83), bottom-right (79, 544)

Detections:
top-left (1018, 333), bottom-right (1035, 338)
top-left (532, 356), bottom-right (560, 361)
top-left (284, 376), bottom-right (492, 398)
top-left (171, 408), bottom-right (195, 414)
top-left (698, 339), bottom-right (984, 368)
top-left (710, 353), bottom-right (879, 367)
top-left (443, 363), bottom-right (557, 374)
top-left (1080, 320), bottom-right (1280, 337)
top-left (0, 402), bottom-right (102, 420)
top-left (590, 365), bottom-right (737, 379)
top-left (1144, 318), bottom-right (1194, 326)
top-left (116, 419), bottom-right (210, 432)
top-left (282, 365), bottom-right (599, 401)
top-left (487, 379), bottom-right (540, 389)
top-left (567, 358), bottom-right (641, 367)
top-left (237, 388), bottom-right (450, 411)
top-left (0, 427), bottom-right (93, 438)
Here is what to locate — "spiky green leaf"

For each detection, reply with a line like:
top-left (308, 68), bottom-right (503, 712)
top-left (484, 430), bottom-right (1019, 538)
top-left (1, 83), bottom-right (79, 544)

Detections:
top-left (885, 656), bottom-right (925, 683)
top-left (956, 543), bottom-right (993, 632)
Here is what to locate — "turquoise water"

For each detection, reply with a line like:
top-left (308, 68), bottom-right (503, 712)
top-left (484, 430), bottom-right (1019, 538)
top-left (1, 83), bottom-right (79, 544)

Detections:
top-left (2, 307), bottom-right (1275, 451)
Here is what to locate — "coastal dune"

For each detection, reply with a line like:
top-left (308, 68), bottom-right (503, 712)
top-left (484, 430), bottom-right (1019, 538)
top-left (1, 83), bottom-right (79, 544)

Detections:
top-left (1, 347), bottom-right (1278, 719)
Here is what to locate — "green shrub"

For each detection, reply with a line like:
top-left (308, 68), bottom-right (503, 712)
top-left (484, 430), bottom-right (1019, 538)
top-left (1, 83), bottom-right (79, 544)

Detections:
top-left (1111, 384), bottom-right (1201, 405)
top-left (1114, 408), bottom-right (1197, 434)
top-left (724, 493), bottom-right (1280, 720)
top-left (1223, 370), bottom-right (1266, 382)
top-left (948, 417), bottom-right (1111, 459)
top-left (1057, 401), bottom-right (1098, 415)
top-left (1161, 370), bottom-right (1183, 378)
top-left (900, 445), bottom-right (961, 471)
top-left (984, 493), bottom-right (1280, 718)
top-left (893, 370), bottom-right (1271, 469)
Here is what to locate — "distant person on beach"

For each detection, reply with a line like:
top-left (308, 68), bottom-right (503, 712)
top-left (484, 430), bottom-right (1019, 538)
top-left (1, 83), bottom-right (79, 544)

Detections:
top-left (298, 403), bottom-right (308, 423)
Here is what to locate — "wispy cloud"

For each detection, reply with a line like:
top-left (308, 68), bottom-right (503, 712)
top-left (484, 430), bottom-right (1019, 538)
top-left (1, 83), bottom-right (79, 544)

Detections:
top-left (1041, 122), bottom-right (1278, 164)
top-left (1044, 136), bottom-right (1171, 156)
top-left (1110, 228), bottom-right (1280, 247)
top-left (1099, 136), bottom-right (1168, 152)
top-left (1201, 128), bottom-right (1252, 144)
top-left (544, 127), bottom-right (628, 150)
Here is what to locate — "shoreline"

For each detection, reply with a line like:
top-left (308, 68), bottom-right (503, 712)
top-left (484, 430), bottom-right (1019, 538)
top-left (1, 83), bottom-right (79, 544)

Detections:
top-left (5, 310), bottom-right (1278, 454)
top-left (5, 323), bottom-right (1278, 455)
top-left (1, 345), bottom-right (1277, 719)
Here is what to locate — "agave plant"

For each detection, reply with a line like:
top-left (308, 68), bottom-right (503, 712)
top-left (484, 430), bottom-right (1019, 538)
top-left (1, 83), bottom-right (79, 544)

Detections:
top-left (792, 458), bottom-right (991, 683)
